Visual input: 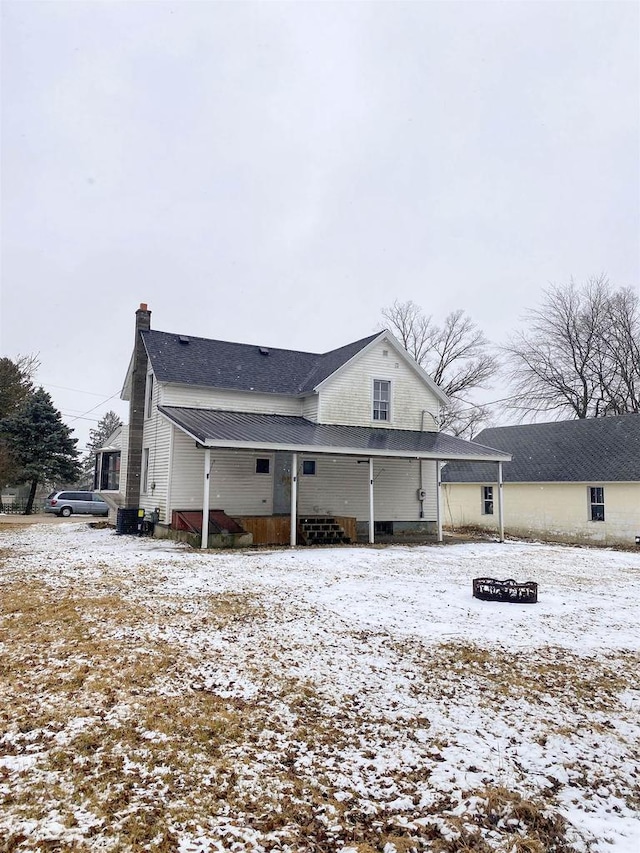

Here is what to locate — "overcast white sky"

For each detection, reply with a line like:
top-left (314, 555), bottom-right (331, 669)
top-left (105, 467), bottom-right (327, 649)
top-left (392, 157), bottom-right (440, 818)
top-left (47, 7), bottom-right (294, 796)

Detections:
top-left (1, 0), bottom-right (638, 450)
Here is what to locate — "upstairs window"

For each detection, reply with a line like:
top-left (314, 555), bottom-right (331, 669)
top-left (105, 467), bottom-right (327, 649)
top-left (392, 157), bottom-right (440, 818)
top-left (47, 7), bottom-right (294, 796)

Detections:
top-left (482, 486), bottom-right (494, 515)
top-left (373, 379), bottom-right (390, 421)
top-left (589, 487), bottom-right (605, 521)
top-left (145, 373), bottom-right (154, 419)
top-left (302, 460), bottom-right (316, 475)
top-left (142, 448), bottom-right (150, 493)
top-left (256, 458), bottom-right (270, 474)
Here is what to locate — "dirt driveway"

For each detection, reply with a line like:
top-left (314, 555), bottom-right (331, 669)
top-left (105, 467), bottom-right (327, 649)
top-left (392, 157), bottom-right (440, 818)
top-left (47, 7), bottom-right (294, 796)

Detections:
top-left (0, 513), bottom-right (84, 526)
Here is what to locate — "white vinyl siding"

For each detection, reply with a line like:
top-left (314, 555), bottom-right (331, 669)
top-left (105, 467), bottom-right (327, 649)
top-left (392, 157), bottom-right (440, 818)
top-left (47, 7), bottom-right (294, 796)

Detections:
top-left (297, 456), bottom-right (437, 522)
top-left (167, 432), bottom-right (436, 523)
top-left (170, 430), bottom-right (274, 515)
top-left (302, 394), bottom-right (319, 421)
top-left (161, 384), bottom-right (303, 415)
top-left (319, 339), bottom-right (441, 430)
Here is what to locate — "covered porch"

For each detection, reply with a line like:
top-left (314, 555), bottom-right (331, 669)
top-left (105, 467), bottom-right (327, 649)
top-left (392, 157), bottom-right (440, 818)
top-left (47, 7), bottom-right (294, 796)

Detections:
top-left (158, 407), bottom-right (511, 548)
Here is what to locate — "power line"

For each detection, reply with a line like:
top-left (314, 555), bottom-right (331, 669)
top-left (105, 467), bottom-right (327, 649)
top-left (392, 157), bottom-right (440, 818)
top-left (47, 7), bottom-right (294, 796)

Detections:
top-left (61, 413), bottom-right (103, 423)
top-left (66, 391), bottom-right (122, 423)
top-left (38, 381), bottom-right (112, 397)
top-left (450, 394), bottom-right (522, 414)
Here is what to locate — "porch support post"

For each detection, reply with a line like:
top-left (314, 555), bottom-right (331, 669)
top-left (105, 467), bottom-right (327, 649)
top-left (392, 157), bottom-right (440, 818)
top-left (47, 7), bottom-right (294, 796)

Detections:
top-left (201, 448), bottom-right (211, 550)
top-left (497, 461), bottom-right (505, 543)
top-left (290, 451), bottom-right (298, 547)
top-left (436, 461), bottom-right (443, 543)
top-left (368, 457), bottom-right (375, 544)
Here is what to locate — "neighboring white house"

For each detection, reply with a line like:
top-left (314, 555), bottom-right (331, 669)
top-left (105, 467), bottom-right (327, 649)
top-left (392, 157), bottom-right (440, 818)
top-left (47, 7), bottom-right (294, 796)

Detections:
top-left (96, 304), bottom-right (510, 547)
top-left (441, 415), bottom-right (640, 547)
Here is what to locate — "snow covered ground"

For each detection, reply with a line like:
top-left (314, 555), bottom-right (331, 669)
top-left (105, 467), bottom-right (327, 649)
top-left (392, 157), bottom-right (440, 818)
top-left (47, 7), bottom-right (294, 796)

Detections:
top-left (1, 522), bottom-right (639, 852)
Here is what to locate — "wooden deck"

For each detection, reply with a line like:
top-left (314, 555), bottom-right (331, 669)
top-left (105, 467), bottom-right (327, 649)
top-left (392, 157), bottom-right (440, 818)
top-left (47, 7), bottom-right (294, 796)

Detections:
top-left (235, 515), bottom-right (357, 546)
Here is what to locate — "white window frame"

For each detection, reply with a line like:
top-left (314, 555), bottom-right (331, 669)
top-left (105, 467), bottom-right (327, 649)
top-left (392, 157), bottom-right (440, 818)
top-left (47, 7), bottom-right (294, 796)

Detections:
top-left (589, 486), bottom-right (605, 522)
top-left (145, 372), bottom-right (154, 419)
top-left (142, 447), bottom-right (150, 494)
top-left (372, 378), bottom-right (392, 423)
top-left (482, 485), bottom-right (494, 515)
top-left (302, 460), bottom-right (316, 476)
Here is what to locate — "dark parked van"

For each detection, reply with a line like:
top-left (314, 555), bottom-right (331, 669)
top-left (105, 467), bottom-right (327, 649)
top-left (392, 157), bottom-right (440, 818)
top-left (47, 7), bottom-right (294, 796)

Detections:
top-left (44, 491), bottom-right (109, 517)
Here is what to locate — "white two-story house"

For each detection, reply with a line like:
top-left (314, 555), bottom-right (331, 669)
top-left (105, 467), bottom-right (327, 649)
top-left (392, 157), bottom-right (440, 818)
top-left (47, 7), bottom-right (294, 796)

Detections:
top-left (96, 304), bottom-right (510, 547)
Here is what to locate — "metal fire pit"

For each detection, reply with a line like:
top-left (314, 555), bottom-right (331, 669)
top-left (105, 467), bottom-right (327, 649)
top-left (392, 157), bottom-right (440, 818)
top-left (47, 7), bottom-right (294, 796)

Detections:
top-left (473, 577), bottom-right (538, 604)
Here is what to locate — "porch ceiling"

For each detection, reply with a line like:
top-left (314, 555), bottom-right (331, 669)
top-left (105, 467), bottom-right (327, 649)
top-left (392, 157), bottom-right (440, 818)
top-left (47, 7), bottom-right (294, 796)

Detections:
top-left (158, 407), bottom-right (511, 462)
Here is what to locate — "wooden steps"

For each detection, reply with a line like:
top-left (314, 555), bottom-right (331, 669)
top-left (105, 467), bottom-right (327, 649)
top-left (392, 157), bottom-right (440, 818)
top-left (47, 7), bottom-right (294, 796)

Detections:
top-left (298, 516), bottom-right (351, 546)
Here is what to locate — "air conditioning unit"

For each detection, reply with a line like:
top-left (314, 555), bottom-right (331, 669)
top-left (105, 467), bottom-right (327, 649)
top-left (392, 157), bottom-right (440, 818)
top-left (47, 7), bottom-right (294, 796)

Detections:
top-left (417, 488), bottom-right (427, 501)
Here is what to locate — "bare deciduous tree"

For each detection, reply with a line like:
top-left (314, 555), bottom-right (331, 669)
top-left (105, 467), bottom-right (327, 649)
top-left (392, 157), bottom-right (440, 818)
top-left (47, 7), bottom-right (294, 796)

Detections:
top-left (381, 300), bottom-right (499, 435)
top-left (504, 276), bottom-right (640, 419)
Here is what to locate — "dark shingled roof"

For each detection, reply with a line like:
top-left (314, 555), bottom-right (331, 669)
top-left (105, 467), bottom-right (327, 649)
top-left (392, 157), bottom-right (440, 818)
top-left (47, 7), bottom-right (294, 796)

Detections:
top-left (141, 329), bottom-right (382, 395)
top-left (441, 415), bottom-right (640, 483)
top-left (158, 407), bottom-right (511, 461)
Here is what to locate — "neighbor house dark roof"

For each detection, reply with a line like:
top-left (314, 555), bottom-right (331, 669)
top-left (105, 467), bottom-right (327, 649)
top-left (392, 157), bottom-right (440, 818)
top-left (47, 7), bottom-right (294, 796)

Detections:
top-left (142, 329), bottom-right (382, 395)
top-left (158, 407), bottom-right (511, 461)
top-left (441, 414), bottom-right (640, 483)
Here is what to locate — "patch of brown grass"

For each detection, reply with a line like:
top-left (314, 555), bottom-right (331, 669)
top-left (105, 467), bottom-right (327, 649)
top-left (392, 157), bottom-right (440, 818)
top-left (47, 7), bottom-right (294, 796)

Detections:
top-left (0, 552), bottom-right (626, 852)
top-left (410, 640), bottom-right (637, 717)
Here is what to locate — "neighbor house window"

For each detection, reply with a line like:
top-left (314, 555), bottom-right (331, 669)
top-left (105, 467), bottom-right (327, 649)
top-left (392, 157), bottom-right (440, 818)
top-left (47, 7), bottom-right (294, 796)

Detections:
top-left (145, 373), bottom-right (154, 418)
top-left (482, 486), bottom-right (494, 515)
top-left (302, 460), bottom-right (316, 475)
top-left (373, 379), bottom-right (390, 421)
top-left (99, 451), bottom-right (121, 491)
top-left (256, 458), bottom-right (270, 474)
top-left (142, 448), bottom-right (150, 493)
top-left (589, 487), bottom-right (605, 521)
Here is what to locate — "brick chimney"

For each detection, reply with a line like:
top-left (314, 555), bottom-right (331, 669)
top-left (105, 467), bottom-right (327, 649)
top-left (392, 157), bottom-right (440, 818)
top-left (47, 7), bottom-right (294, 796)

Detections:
top-left (124, 303), bottom-right (151, 508)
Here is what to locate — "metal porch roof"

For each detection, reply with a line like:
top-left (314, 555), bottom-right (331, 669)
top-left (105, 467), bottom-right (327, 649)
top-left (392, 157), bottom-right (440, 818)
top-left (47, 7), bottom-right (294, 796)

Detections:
top-left (158, 407), bottom-right (512, 462)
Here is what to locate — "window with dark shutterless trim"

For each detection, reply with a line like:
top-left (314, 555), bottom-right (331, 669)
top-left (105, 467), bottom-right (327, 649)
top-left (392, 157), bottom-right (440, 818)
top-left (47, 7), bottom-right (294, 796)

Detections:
top-left (302, 460), bottom-right (316, 475)
top-left (589, 486), bottom-right (605, 521)
top-left (99, 451), bottom-right (121, 491)
top-left (482, 485), bottom-right (494, 515)
top-left (373, 379), bottom-right (390, 421)
top-left (142, 448), bottom-right (150, 493)
top-left (145, 373), bottom-right (154, 419)
top-left (255, 458), bottom-right (270, 474)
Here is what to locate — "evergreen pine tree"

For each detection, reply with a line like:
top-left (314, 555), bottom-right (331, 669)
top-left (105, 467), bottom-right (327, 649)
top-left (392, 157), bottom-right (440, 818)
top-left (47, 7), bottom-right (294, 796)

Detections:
top-left (0, 388), bottom-right (80, 514)
top-left (0, 356), bottom-right (37, 510)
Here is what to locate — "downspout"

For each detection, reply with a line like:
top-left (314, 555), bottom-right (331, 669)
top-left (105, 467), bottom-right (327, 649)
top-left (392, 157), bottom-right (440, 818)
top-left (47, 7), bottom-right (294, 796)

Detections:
top-left (290, 452), bottom-right (298, 547)
top-left (201, 448), bottom-right (211, 549)
top-left (419, 410), bottom-right (426, 518)
top-left (419, 409), bottom-right (439, 518)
